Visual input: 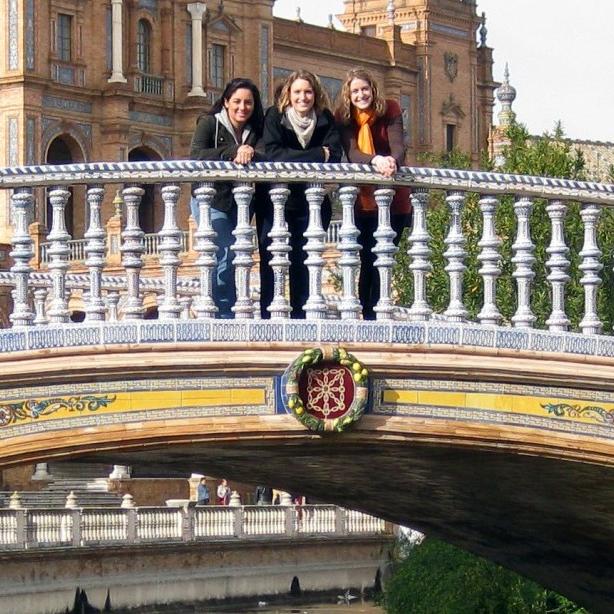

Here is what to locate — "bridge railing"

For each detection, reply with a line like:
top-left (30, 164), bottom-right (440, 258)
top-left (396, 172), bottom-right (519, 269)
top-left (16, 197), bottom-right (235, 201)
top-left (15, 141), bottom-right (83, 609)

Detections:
top-left (0, 504), bottom-right (387, 551)
top-left (2, 160), bottom-right (614, 352)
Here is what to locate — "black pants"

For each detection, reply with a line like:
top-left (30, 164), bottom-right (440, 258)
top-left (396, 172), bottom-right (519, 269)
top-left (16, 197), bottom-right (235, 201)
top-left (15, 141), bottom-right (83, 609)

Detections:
top-left (356, 212), bottom-right (411, 320)
top-left (257, 199), bottom-right (332, 319)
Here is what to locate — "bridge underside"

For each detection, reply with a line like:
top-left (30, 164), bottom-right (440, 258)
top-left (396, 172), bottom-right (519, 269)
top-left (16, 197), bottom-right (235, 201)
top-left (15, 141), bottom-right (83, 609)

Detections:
top-left (78, 433), bottom-right (614, 614)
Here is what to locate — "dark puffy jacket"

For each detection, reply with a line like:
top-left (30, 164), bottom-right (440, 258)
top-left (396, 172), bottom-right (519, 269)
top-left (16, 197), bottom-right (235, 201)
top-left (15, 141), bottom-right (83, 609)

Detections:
top-left (190, 114), bottom-right (261, 212)
top-left (262, 106), bottom-right (342, 211)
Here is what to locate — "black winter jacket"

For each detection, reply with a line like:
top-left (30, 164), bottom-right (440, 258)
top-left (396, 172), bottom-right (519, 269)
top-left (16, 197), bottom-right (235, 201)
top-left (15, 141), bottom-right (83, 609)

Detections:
top-left (189, 114), bottom-right (261, 212)
top-left (262, 106), bottom-right (342, 211)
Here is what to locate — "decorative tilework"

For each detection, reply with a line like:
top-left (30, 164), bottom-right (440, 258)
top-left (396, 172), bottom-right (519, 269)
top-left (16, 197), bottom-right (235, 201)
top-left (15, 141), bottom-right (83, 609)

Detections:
top-left (428, 325), bottom-right (460, 345)
top-left (8, 0), bottom-right (18, 70)
top-left (496, 329), bottom-right (529, 350)
top-left (8, 117), bottom-right (18, 167)
top-left (25, 0), bottom-right (35, 70)
top-left (250, 322), bottom-right (284, 342)
top-left (565, 335), bottom-right (597, 355)
top-left (176, 321), bottom-right (211, 342)
top-left (260, 25), bottom-right (270, 107)
top-left (460, 325), bottom-right (494, 347)
top-left (140, 322), bottom-right (175, 343)
top-left (102, 324), bottom-right (138, 345)
top-left (64, 326), bottom-right (101, 347)
top-left (391, 324), bottom-right (425, 345)
top-left (128, 111), bottom-right (172, 127)
top-left (41, 96), bottom-right (92, 114)
top-left (25, 117), bottom-right (36, 165)
top-left (356, 323), bottom-right (390, 344)
top-left (286, 322), bottom-right (317, 343)
top-left (321, 322), bottom-right (356, 343)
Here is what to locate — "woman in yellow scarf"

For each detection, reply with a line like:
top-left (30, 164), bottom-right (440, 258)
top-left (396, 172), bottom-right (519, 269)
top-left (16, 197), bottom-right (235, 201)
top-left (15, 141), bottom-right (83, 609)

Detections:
top-left (336, 68), bottom-right (411, 320)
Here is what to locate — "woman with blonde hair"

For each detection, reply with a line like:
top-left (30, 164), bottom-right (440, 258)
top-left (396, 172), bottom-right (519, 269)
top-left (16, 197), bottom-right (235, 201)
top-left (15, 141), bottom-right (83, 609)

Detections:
top-left (336, 68), bottom-right (411, 320)
top-left (259, 69), bottom-right (342, 318)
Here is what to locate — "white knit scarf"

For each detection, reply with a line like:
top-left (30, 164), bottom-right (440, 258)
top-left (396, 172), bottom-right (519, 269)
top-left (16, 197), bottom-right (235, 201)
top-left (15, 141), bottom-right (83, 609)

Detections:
top-left (285, 107), bottom-right (317, 148)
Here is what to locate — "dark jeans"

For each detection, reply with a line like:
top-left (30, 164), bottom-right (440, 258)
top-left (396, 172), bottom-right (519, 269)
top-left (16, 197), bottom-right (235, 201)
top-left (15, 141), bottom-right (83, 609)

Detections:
top-left (356, 212), bottom-right (412, 320)
top-left (257, 199), bottom-right (332, 319)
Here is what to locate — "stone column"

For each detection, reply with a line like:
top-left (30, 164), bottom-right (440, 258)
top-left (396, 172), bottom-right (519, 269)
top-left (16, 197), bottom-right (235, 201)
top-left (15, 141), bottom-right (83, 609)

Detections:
top-left (109, 0), bottom-right (127, 83)
top-left (187, 3), bottom-right (207, 97)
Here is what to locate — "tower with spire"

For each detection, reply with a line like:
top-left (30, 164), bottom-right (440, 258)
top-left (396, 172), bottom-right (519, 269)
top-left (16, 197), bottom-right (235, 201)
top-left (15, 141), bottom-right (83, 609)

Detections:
top-left (489, 64), bottom-right (517, 166)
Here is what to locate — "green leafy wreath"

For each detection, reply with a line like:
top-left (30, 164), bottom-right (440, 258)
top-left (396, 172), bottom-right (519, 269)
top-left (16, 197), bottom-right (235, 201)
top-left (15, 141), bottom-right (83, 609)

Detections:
top-left (285, 346), bottom-right (369, 433)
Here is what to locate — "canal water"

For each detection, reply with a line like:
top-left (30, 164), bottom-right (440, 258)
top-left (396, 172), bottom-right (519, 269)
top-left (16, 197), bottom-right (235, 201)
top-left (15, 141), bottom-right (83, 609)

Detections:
top-left (111, 599), bottom-right (383, 613)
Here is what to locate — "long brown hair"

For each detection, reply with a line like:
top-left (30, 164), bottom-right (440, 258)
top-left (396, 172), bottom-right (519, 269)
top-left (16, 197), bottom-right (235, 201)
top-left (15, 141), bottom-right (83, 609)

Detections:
top-left (336, 68), bottom-right (387, 125)
top-left (276, 69), bottom-right (331, 114)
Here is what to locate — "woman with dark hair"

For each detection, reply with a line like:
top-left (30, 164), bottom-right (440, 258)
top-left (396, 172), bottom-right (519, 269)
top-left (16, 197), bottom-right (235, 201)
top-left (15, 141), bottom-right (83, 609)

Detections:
top-left (336, 68), bottom-right (411, 320)
top-left (190, 78), bottom-right (264, 318)
top-left (259, 69), bottom-right (342, 318)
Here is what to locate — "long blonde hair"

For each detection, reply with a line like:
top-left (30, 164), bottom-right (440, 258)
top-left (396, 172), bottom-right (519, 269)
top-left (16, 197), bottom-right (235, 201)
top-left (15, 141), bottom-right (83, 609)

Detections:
top-left (336, 68), bottom-right (387, 125)
top-left (276, 69), bottom-right (331, 115)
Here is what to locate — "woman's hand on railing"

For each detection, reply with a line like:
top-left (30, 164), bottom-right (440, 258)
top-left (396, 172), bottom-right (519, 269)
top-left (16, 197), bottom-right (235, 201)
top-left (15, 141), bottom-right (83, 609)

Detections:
top-left (233, 145), bottom-right (256, 165)
top-left (371, 155), bottom-right (397, 177)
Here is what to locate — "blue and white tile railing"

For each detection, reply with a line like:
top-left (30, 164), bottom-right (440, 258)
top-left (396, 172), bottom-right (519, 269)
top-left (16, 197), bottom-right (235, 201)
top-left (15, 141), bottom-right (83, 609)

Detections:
top-left (2, 160), bottom-right (614, 356)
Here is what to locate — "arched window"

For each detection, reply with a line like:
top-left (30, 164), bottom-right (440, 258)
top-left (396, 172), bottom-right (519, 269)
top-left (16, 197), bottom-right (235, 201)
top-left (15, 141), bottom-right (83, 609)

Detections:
top-left (137, 19), bottom-right (152, 73)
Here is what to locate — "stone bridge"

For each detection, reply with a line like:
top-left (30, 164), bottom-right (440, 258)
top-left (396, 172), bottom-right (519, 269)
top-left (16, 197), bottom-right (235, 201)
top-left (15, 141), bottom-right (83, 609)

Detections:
top-left (1, 161), bottom-right (614, 612)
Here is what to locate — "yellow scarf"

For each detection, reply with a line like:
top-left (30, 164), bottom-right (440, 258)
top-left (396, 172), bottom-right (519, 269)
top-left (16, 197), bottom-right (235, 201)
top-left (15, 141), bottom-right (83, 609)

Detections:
top-left (353, 107), bottom-right (377, 214)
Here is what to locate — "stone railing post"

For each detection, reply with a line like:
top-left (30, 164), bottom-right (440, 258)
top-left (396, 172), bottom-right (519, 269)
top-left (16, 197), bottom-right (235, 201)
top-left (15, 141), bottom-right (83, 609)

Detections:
top-left (32, 289), bottom-right (49, 325)
top-left (16, 509), bottom-right (28, 549)
top-left (336, 186), bottom-right (361, 320)
top-left (284, 505), bottom-right (297, 537)
top-left (477, 195), bottom-right (502, 325)
top-left (105, 291), bottom-right (120, 322)
top-left (126, 508), bottom-right (138, 544)
top-left (84, 186), bottom-right (107, 321)
top-left (579, 204), bottom-right (603, 335)
top-left (266, 185), bottom-right (292, 319)
top-left (303, 184), bottom-right (327, 319)
top-left (158, 185), bottom-right (182, 320)
top-left (231, 184), bottom-right (256, 318)
top-left (443, 191), bottom-right (468, 322)
top-left (46, 187), bottom-right (71, 324)
top-left (545, 200), bottom-right (570, 332)
top-left (373, 188), bottom-right (397, 320)
top-left (71, 508), bottom-right (81, 547)
top-left (120, 185), bottom-right (146, 319)
top-left (192, 183), bottom-right (218, 319)
top-left (183, 508), bottom-right (194, 542)
top-left (335, 507), bottom-right (347, 536)
top-left (232, 506), bottom-right (243, 538)
top-left (511, 196), bottom-right (536, 328)
top-left (407, 189), bottom-right (432, 321)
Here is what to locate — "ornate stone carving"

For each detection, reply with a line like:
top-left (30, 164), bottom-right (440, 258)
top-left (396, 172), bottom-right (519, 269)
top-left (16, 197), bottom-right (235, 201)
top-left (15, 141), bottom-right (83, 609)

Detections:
top-left (266, 185), bottom-right (291, 319)
top-left (336, 186), bottom-right (361, 320)
top-left (545, 200), bottom-right (570, 332)
top-left (84, 186), bottom-right (107, 322)
top-left (231, 184), bottom-right (256, 318)
top-left (444, 52), bottom-right (458, 83)
top-left (303, 185), bottom-right (328, 320)
top-left (407, 189), bottom-right (432, 321)
top-left (443, 191), bottom-right (468, 322)
top-left (511, 196), bottom-right (536, 328)
top-left (373, 188), bottom-right (397, 320)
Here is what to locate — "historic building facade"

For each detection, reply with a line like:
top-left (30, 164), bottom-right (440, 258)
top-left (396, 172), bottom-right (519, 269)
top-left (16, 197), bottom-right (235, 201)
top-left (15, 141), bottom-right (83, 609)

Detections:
top-left (0, 0), bottom-right (496, 243)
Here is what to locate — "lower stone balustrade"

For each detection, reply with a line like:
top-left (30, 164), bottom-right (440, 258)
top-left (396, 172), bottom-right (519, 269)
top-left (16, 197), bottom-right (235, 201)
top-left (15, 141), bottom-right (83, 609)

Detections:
top-left (0, 504), bottom-right (387, 550)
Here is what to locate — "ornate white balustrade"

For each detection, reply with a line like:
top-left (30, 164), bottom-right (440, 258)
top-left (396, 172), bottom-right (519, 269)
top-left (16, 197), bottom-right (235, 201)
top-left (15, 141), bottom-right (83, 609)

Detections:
top-left (0, 505), bottom-right (387, 551)
top-left (2, 160), bottom-right (614, 357)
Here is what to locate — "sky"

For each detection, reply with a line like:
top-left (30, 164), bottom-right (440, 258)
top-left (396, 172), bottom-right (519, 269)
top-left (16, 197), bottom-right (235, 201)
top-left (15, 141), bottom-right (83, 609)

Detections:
top-left (273, 0), bottom-right (614, 143)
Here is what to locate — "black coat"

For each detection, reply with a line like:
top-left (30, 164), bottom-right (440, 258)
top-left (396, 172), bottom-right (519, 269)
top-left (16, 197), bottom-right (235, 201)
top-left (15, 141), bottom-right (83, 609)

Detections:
top-left (262, 106), bottom-right (342, 211)
top-left (190, 114), bottom-right (261, 212)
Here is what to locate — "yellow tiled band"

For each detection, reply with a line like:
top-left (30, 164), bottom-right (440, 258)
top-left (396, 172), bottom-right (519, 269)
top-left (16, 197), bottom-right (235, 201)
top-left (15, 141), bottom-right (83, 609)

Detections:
top-left (382, 389), bottom-right (614, 426)
top-left (1, 388), bottom-right (266, 428)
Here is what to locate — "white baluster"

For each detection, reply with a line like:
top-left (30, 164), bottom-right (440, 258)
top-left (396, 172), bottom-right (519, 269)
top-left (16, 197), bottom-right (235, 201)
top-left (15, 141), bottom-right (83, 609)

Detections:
top-left (158, 185), bottom-right (183, 319)
top-left (105, 291), bottom-right (120, 321)
top-left (511, 196), bottom-right (536, 328)
top-left (231, 184), bottom-right (256, 318)
top-left (267, 185), bottom-right (292, 319)
top-left (180, 296), bottom-right (192, 319)
top-left (46, 187), bottom-right (71, 324)
top-left (193, 184), bottom-right (218, 319)
top-left (443, 191), bottom-right (468, 322)
top-left (33, 288), bottom-right (49, 326)
top-left (545, 200), bottom-right (570, 331)
top-left (121, 185), bottom-right (146, 319)
top-left (304, 184), bottom-right (328, 319)
top-left (373, 188), bottom-right (397, 320)
top-left (407, 189), bottom-right (432, 321)
top-left (9, 189), bottom-right (35, 326)
top-left (477, 195), bottom-right (502, 325)
top-left (84, 186), bottom-right (107, 321)
top-left (336, 186), bottom-right (361, 320)
top-left (579, 204), bottom-right (603, 335)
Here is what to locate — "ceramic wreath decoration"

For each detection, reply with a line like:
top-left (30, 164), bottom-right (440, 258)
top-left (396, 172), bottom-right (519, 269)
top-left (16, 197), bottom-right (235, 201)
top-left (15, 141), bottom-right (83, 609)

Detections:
top-left (284, 346), bottom-right (369, 432)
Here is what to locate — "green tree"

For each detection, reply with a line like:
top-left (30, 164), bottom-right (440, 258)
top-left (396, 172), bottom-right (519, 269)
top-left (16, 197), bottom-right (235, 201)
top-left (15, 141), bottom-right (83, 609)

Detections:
top-left (383, 538), bottom-right (589, 614)
top-left (394, 122), bottom-right (614, 330)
